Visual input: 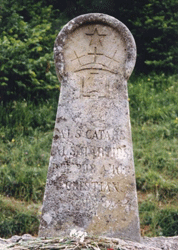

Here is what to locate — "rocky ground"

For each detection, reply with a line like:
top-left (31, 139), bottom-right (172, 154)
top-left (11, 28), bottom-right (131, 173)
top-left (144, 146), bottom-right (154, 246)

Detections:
top-left (0, 234), bottom-right (178, 250)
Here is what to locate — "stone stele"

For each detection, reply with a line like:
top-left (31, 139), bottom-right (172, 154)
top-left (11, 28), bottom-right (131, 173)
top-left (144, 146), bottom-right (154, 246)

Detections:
top-left (39, 13), bottom-right (140, 242)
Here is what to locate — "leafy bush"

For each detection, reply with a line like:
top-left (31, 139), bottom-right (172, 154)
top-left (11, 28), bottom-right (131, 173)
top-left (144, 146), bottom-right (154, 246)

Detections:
top-left (54, 0), bottom-right (178, 72)
top-left (0, 1), bottom-right (60, 103)
top-left (0, 0), bottom-right (178, 104)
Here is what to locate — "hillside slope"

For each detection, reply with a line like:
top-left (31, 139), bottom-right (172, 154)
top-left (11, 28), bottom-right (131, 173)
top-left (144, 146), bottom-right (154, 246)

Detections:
top-left (0, 73), bottom-right (178, 237)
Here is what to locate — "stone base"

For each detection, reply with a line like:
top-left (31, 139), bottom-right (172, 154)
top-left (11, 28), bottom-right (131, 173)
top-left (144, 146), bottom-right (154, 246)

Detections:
top-left (1, 235), bottom-right (178, 250)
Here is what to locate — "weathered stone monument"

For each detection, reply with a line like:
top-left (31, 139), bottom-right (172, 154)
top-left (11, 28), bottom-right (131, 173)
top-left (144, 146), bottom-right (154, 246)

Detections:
top-left (39, 13), bottom-right (140, 242)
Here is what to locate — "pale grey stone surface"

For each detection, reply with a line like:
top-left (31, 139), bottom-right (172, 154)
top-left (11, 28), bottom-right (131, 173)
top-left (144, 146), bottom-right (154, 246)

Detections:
top-left (142, 236), bottom-right (178, 250)
top-left (1, 235), bottom-right (178, 250)
top-left (39, 13), bottom-right (140, 242)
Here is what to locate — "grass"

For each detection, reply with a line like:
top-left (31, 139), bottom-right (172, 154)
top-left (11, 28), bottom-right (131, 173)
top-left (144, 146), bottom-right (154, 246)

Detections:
top-left (0, 130), bottom-right (52, 201)
top-left (0, 195), bottom-right (40, 237)
top-left (138, 193), bottom-right (178, 236)
top-left (0, 98), bottom-right (57, 237)
top-left (129, 73), bottom-right (178, 237)
top-left (130, 74), bottom-right (178, 203)
top-left (0, 98), bottom-right (58, 202)
top-left (0, 73), bottom-right (178, 238)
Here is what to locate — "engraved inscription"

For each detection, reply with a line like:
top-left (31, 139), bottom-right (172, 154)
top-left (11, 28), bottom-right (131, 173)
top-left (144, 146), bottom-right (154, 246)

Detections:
top-left (64, 24), bottom-right (127, 76)
top-left (52, 162), bottom-right (96, 174)
top-left (40, 15), bottom-right (140, 241)
top-left (71, 51), bottom-right (85, 65)
top-left (49, 180), bottom-right (120, 192)
top-left (79, 75), bottom-right (119, 98)
top-left (101, 164), bottom-right (131, 176)
top-left (85, 27), bottom-right (107, 46)
top-left (51, 145), bottom-right (130, 159)
top-left (88, 47), bottom-right (103, 63)
top-left (51, 161), bottom-right (131, 176)
top-left (53, 127), bottom-right (126, 141)
top-left (59, 194), bottom-right (98, 213)
top-left (85, 129), bottom-right (125, 140)
top-left (54, 128), bottom-right (70, 139)
top-left (105, 50), bottom-right (120, 66)
top-left (58, 194), bottom-right (120, 216)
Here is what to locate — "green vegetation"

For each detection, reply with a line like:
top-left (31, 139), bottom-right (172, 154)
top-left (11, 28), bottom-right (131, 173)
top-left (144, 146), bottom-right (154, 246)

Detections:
top-left (61, 0), bottom-right (178, 73)
top-left (130, 73), bottom-right (178, 237)
top-left (0, 0), bottom-right (178, 240)
top-left (0, 0), bottom-right (64, 103)
top-left (1, 74), bottom-right (178, 238)
top-left (1, 0), bottom-right (178, 104)
top-left (0, 97), bottom-right (58, 237)
top-left (0, 195), bottom-right (40, 237)
top-left (0, 97), bottom-right (57, 201)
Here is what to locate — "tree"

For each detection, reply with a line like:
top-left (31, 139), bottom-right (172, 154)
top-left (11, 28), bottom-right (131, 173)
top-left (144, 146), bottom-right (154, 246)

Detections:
top-left (0, 0), bottom-right (61, 103)
top-left (0, 0), bottom-right (177, 103)
top-left (51, 0), bottom-right (178, 72)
